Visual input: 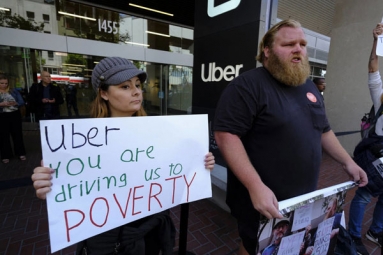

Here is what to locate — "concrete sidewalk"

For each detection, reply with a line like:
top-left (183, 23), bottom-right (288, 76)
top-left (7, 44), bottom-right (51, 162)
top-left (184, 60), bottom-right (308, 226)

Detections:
top-left (0, 130), bottom-right (381, 255)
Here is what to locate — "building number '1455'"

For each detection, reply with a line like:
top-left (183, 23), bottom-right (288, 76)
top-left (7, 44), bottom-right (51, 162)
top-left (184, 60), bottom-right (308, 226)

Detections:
top-left (98, 19), bottom-right (118, 34)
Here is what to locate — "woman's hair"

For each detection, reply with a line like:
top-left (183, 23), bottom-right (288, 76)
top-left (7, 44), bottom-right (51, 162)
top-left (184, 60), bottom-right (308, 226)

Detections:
top-left (0, 74), bottom-right (10, 92)
top-left (90, 87), bottom-right (147, 118)
top-left (90, 57), bottom-right (147, 118)
top-left (256, 19), bottom-right (302, 64)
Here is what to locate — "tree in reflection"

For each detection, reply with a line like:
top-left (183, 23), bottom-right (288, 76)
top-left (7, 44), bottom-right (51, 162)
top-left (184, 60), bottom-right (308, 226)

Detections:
top-left (0, 11), bottom-right (44, 32)
top-left (65, 54), bottom-right (86, 66)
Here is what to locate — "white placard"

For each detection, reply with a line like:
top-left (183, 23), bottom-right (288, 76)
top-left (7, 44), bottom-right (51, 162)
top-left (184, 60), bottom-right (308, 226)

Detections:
top-left (372, 157), bottom-right (383, 178)
top-left (376, 17), bottom-right (383, 56)
top-left (277, 231), bottom-right (306, 255)
top-left (376, 35), bottom-right (383, 56)
top-left (291, 203), bottom-right (313, 232)
top-left (312, 217), bottom-right (335, 255)
top-left (40, 115), bottom-right (211, 252)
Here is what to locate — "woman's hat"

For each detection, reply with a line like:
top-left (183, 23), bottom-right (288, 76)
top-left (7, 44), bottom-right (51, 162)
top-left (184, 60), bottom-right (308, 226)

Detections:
top-left (91, 57), bottom-right (147, 91)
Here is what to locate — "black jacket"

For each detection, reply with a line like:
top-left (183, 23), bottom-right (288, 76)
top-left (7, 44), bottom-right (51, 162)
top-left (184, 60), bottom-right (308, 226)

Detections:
top-left (28, 82), bottom-right (64, 119)
top-left (77, 210), bottom-right (175, 255)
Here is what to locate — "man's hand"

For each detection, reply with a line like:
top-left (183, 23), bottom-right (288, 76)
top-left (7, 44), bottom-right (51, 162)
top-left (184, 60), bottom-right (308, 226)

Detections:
top-left (305, 246), bottom-right (314, 255)
top-left (342, 162), bottom-right (368, 187)
top-left (248, 182), bottom-right (283, 219)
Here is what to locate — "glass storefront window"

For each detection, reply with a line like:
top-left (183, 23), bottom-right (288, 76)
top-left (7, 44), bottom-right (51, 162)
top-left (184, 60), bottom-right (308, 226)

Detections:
top-left (0, 45), bottom-right (193, 122)
top-left (0, 0), bottom-right (195, 121)
top-left (309, 63), bottom-right (327, 80)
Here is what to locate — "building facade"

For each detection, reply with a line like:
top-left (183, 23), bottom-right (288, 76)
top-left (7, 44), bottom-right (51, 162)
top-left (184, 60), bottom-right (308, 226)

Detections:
top-left (0, 0), bottom-right (196, 119)
top-left (0, 0), bottom-right (330, 121)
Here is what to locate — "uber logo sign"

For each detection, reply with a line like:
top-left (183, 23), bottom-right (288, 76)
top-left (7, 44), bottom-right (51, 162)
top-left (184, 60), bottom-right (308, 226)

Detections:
top-left (207, 0), bottom-right (241, 17)
top-left (201, 62), bottom-right (243, 82)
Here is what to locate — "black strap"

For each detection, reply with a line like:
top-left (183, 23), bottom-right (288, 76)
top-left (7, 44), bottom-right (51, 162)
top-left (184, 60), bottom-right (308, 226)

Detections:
top-left (361, 104), bottom-right (383, 140)
top-left (372, 104), bottom-right (383, 125)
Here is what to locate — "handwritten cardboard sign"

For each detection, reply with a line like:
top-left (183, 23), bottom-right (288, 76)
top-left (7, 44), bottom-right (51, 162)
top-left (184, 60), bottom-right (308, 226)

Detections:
top-left (40, 115), bottom-right (211, 252)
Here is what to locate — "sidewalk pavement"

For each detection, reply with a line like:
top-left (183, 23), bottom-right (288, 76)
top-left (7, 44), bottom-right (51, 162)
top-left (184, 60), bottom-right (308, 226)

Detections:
top-left (0, 130), bottom-right (381, 255)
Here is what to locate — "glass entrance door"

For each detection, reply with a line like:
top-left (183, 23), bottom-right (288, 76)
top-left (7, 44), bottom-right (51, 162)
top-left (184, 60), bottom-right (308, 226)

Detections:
top-left (143, 63), bottom-right (169, 116)
top-left (142, 62), bottom-right (192, 116)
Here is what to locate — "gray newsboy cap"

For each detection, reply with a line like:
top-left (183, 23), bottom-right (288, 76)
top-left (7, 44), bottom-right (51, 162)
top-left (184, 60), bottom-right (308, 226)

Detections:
top-left (91, 57), bottom-right (147, 91)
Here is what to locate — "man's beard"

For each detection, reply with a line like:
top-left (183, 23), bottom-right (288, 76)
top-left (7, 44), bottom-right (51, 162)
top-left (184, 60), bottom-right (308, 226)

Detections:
top-left (267, 50), bottom-right (310, 87)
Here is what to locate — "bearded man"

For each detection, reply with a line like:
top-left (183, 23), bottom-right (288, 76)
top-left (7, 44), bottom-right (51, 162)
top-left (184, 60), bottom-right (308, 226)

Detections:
top-left (261, 220), bottom-right (289, 255)
top-left (213, 19), bottom-right (367, 255)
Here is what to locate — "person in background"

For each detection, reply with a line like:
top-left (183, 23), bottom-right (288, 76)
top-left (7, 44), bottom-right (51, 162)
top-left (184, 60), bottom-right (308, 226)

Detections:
top-left (27, 71), bottom-right (64, 121)
top-left (0, 74), bottom-right (26, 163)
top-left (64, 82), bottom-right (79, 118)
top-left (31, 57), bottom-right (215, 254)
top-left (213, 19), bottom-right (367, 255)
top-left (348, 23), bottom-right (383, 255)
top-left (313, 77), bottom-right (326, 97)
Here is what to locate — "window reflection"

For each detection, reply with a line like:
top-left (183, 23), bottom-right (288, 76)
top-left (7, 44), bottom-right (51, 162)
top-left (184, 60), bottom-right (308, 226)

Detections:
top-left (309, 62), bottom-right (326, 80)
top-left (0, 46), bottom-right (193, 120)
top-left (0, 0), bottom-right (195, 120)
top-left (0, 0), bottom-right (194, 54)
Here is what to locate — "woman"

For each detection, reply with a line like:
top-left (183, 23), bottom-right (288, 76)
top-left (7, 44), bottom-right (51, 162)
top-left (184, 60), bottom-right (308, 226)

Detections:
top-left (31, 57), bottom-right (215, 254)
top-left (0, 74), bottom-right (26, 163)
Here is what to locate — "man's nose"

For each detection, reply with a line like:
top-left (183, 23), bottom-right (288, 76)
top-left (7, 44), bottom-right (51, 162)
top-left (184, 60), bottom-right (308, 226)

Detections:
top-left (292, 44), bottom-right (303, 53)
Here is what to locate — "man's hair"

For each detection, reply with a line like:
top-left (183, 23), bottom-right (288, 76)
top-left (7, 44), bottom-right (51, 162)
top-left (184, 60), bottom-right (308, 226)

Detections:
top-left (256, 19), bottom-right (302, 64)
top-left (0, 74), bottom-right (8, 80)
top-left (313, 77), bottom-right (324, 85)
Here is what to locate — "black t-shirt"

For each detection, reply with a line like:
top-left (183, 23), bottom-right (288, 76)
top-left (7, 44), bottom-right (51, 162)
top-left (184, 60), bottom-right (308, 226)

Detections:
top-left (213, 67), bottom-right (330, 220)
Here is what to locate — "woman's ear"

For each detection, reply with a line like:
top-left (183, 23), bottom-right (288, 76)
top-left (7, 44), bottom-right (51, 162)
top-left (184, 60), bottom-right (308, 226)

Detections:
top-left (100, 90), bottom-right (108, 101)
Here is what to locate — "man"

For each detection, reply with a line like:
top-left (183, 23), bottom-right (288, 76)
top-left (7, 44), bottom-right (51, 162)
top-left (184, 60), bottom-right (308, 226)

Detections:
top-left (313, 77), bottom-right (326, 94)
top-left (261, 220), bottom-right (289, 255)
top-left (28, 71), bottom-right (64, 120)
top-left (65, 82), bottom-right (79, 118)
top-left (213, 19), bottom-right (367, 255)
top-left (348, 23), bottom-right (383, 255)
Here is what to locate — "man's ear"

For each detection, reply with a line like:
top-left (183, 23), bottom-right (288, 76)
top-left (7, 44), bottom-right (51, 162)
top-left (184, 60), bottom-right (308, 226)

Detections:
top-left (264, 46), bottom-right (270, 59)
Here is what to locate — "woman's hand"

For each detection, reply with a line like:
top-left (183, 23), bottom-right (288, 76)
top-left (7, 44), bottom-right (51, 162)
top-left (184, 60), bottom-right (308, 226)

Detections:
top-left (0, 101), bottom-right (15, 107)
top-left (31, 163), bottom-right (54, 200)
top-left (204, 152), bottom-right (215, 171)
